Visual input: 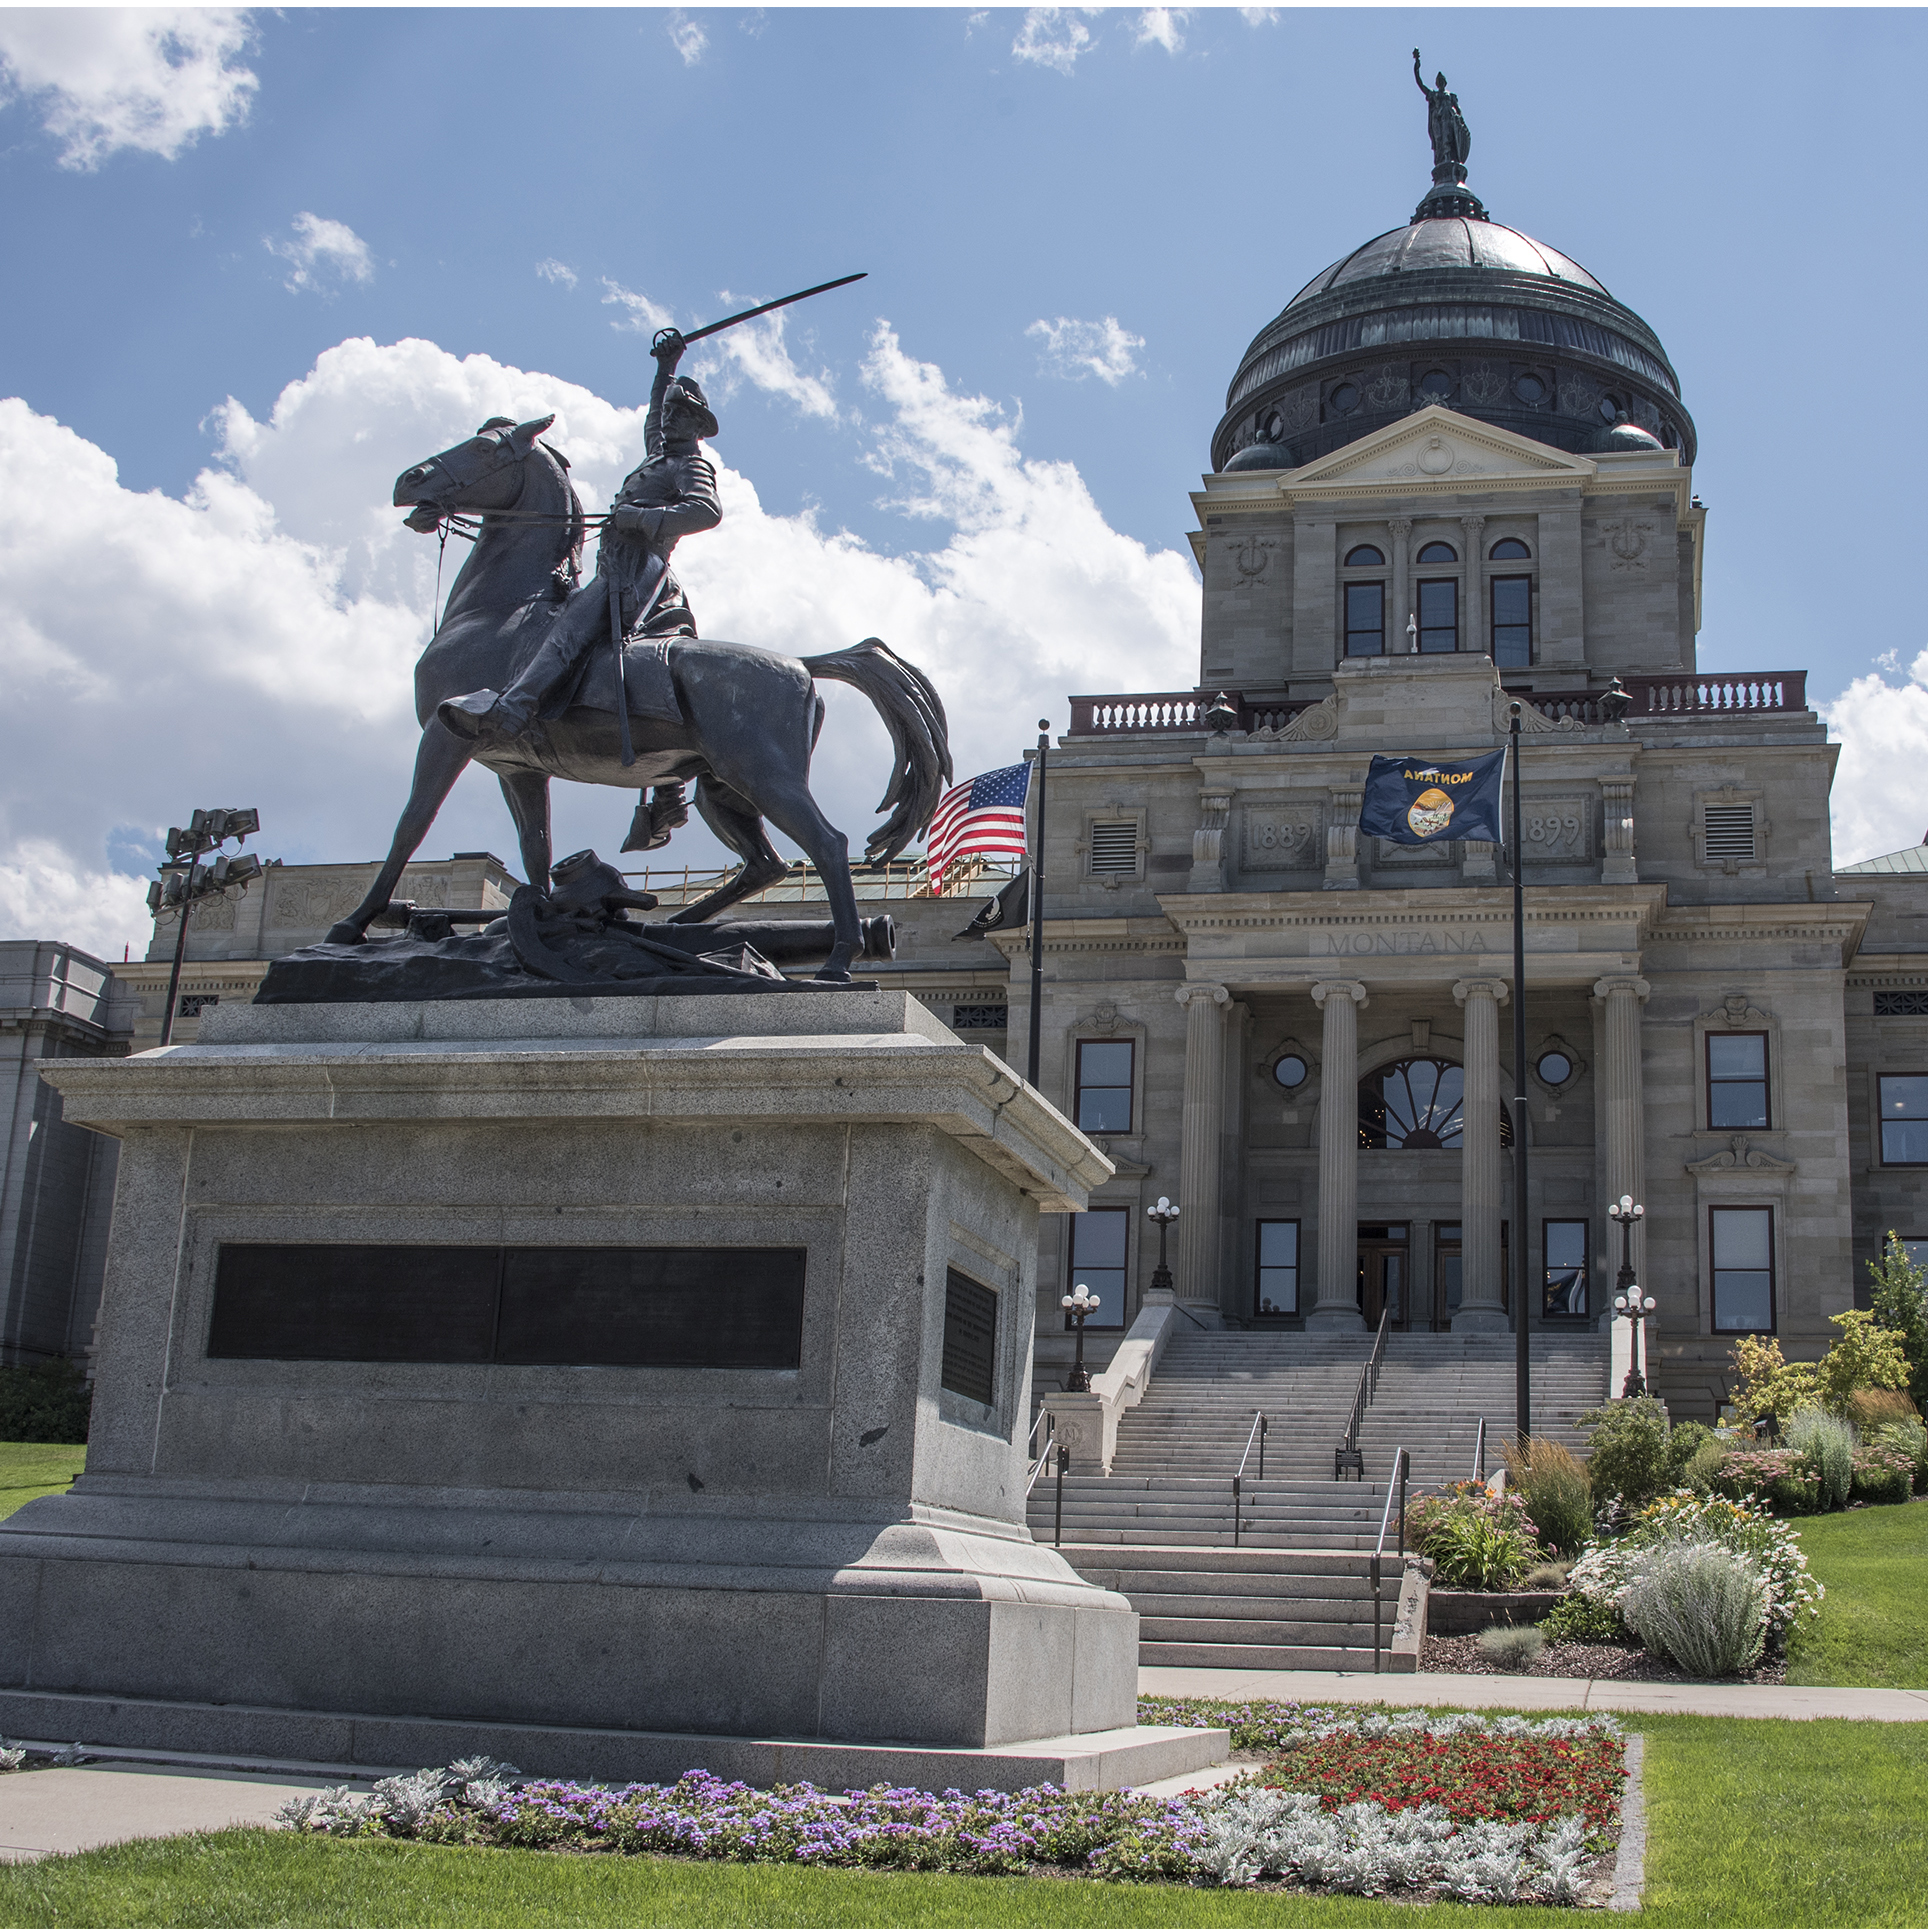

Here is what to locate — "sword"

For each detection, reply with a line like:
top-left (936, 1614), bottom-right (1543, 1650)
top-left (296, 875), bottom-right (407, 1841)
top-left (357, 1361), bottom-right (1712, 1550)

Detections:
top-left (649, 272), bottom-right (866, 357)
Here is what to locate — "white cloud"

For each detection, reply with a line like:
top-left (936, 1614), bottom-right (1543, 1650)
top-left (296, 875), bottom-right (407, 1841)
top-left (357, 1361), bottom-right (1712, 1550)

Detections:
top-left (1239, 7), bottom-right (1279, 23)
top-left (0, 8), bottom-right (256, 169)
top-left (267, 213), bottom-right (374, 294)
top-left (1135, 9), bottom-right (1187, 54)
top-left (693, 308), bottom-right (840, 422)
top-left (1026, 315), bottom-right (1144, 386)
top-left (601, 278), bottom-right (674, 335)
top-left (1821, 663), bottom-right (1928, 866)
top-left (0, 330), bottom-right (1197, 954)
top-left (667, 13), bottom-right (708, 66)
top-left (535, 258), bottom-right (578, 291)
top-left (1013, 8), bottom-right (1095, 75)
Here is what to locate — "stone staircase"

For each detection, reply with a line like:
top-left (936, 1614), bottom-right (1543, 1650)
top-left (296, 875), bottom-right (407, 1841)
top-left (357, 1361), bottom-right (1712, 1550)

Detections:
top-left (1027, 1330), bottom-right (1609, 1669)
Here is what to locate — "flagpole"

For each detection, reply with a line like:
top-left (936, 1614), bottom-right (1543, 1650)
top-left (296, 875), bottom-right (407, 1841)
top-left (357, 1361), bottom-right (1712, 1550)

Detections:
top-left (1507, 701), bottom-right (1531, 1448)
top-left (1027, 720), bottom-right (1049, 1088)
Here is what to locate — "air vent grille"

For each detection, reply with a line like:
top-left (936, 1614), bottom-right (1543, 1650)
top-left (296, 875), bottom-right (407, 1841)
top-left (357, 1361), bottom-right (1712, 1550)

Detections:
top-left (1874, 991), bottom-right (1928, 1017)
top-left (1089, 822), bottom-right (1139, 875)
top-left (1703, 804), bottom-right (1757, 863)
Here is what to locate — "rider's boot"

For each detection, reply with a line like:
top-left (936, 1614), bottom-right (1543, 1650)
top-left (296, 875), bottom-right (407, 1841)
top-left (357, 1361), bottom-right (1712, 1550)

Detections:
top-left (437, 684), bottom-right (540, 742)
top-left (438, 578), bottom-right (607, 742)
top-left (619, 783), bottom-right (690, 854)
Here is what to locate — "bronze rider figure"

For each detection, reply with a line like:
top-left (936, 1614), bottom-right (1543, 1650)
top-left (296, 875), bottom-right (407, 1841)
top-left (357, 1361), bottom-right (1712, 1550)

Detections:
top-left (438, 329), bottom-right (720, 850)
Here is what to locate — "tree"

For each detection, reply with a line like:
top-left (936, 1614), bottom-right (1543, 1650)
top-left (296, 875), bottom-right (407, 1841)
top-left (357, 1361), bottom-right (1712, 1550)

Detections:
top-left (1867, 1231), bottom-right (1928, 1414)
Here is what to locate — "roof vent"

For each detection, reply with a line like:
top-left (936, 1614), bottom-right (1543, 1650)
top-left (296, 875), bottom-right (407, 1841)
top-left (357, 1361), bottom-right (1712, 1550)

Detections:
top-left (1703, 804), bottom-right (1757, 864)
top-left (1089, 822), bottom-right (1140, 876)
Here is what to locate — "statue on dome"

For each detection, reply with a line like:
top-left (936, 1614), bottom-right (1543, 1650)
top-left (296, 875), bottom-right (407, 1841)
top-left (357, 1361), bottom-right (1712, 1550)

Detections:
top-left (1413, 50), bottom-right (1471, 179)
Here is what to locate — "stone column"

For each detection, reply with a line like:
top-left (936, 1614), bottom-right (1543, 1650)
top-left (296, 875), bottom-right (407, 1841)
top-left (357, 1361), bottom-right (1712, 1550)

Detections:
top-left (1453, 977), bottom-right (1510, 1332)
top-left (1174, 984), bottom-right (1231, 1322)
top-left (1309, 980), bottom-right (1369, 1328)
top-left (1389, 518), bottom-right (1412, 652)
top-left (1461, 515), bottom-right (1486, 656)
top-left (1601, 781), bottom-right (1637, 884)
top-left (1596, 976), bottom-right (1650, 1356)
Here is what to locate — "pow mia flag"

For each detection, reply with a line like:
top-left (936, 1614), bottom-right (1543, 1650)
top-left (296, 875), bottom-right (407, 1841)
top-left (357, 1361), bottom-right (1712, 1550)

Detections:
top-left (1359, 750), bottom-right (1506, 847)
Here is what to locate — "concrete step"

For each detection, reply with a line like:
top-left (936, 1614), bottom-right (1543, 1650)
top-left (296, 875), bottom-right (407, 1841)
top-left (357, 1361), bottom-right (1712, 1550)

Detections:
top-left (1140, 1641), bottom-right (1411, 1672)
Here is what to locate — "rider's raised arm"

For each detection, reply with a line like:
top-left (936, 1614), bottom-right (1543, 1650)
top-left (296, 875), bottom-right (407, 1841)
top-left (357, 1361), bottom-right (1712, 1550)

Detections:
top-left (644, 329), bottom-right (685, 459)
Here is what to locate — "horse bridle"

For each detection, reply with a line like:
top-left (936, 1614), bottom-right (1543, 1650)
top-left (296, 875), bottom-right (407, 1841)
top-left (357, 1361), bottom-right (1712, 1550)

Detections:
top-left (401, 427), bottom-right (529, 526)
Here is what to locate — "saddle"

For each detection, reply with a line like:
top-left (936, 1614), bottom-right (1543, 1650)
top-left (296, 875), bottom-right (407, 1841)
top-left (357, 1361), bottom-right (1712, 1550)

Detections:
top-left (545, 629), bottom-right (685, 727)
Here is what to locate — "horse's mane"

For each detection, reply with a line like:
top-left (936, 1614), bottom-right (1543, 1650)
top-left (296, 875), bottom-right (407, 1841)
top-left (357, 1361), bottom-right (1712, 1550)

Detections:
top-left (536, 440), bottom-right (585, 591)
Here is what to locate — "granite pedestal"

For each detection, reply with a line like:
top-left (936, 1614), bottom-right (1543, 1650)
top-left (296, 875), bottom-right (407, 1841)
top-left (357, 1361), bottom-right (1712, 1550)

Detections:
top-left (3, 992), bottom-right (1224, 1789)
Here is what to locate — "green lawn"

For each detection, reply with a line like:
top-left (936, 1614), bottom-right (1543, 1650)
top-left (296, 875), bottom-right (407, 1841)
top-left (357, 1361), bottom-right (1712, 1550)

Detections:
top-left (1785, 1499), bottom-right (1928, 1688)
top-left (1, 1716), bottom-right (1923, 1927)
top-left (0, 1441), bottom-right (85, 1523)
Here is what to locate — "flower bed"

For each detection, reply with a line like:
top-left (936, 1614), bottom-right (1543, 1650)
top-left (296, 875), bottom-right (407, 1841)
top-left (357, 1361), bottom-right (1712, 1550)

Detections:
top-left (274, 1709), bottom-right (1627, 1906)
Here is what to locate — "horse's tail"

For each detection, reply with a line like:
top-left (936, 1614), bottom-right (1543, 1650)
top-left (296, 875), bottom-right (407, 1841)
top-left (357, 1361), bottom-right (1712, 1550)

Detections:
top-left (802, 638), bottom-right (953, 864)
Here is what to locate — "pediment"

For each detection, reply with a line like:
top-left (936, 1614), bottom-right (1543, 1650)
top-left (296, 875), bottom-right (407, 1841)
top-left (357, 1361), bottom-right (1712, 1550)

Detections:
top-left (1288, 407), bottom-right (1595, 491)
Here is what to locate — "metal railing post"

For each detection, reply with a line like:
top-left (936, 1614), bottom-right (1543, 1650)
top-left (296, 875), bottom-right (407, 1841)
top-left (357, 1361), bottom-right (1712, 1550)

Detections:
top-left (1233, 1474), bottom-right (1242, 1548)
top-left (1258, 1414), bottom-right (1267, 1481)
top-left (1054, 1443), bottom-right (1068, 1547)
top-left (1371, 1445), bottom-right (1408, 1676)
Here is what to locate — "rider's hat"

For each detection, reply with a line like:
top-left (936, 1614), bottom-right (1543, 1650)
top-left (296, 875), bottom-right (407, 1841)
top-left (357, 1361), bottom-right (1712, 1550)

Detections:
top-left (665, 376), bottom-right (719, 441)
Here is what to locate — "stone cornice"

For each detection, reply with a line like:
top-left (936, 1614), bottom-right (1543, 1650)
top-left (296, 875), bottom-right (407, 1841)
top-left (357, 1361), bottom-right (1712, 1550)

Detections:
top-left (1649, 901), bottom-right (1872, 959)
top-left (1158, 883), bottom-right (1666, 936)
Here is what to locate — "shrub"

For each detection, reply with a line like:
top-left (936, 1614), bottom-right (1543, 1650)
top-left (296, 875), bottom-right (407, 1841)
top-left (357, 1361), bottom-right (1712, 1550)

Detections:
top-left (1424, 1510), bottom-right (1535, 1591)
top-left (1520, 1562), bottom-right (1570, 1590)
top-left (1867, 1231), bottom-right (1928, 1416)
top-left (1476, 1625), bottom-right (1546, 1671)
top-left (1567, 1492), bottom-right (1823, 1642)
top-left (1622, 1544), bottom-right (1770, 1677)
top-left (1708, 1446), bottom-right (1820, 1514)
top-left (1666, 1421), bottom-right (1715, 1482)
top-left (1816, 1311), bottom-right (1911, 1414)
top-left (1579, 1397), bottom-right (1671, 1507)
top-left (1866, 1417), bottom-right (1928, 1494)
top-left (1538, 1593), bottom-right (1627, 1644)
top-left (1786, 1409), bottom-right (1856, 1510)
top-left (0, 1360), bottom-right (90, 1444)
top-left (1682, 1437), bottom-right (1729, 1494)
top-left (1849, 1447), bottom-right (1914, 1505)
top-left (1501, 1437), bottom-right (1593, 1556)
top-left (1729, 1334), bottom-right (1821, 1429)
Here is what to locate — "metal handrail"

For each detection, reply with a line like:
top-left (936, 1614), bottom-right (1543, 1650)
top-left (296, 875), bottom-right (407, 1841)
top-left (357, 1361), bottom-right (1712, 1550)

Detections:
top-left (1472, 1416), bottom-right (1488, 1484)
top-left (1335, 1303), bottom-right (1392, 1480)
top-left (1025, 1411), bottom-right (1056, 1500)
top-left (1370, 1446), bottom-right (1411, 1675)
top-left (1232, 1411), bottom-right (1268, 1548)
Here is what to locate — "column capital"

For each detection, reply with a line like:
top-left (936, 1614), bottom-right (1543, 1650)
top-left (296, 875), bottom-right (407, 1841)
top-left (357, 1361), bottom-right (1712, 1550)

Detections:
top-left (1452, 976), bottom-right (1510, 1007)
top-left (1593, 974), bottom-right (1651, 1002)
top-left (1174, 982), bottom-right (1231, 1010)
top-left (1388, 516), bottom-right (1413, 537)
top-left (1310, 979), bottom-right (1369, 1010)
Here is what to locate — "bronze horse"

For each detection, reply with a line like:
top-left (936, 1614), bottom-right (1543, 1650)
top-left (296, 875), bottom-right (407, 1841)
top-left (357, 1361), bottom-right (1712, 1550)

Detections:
top-left (328, 415), bottom-right (951, 980)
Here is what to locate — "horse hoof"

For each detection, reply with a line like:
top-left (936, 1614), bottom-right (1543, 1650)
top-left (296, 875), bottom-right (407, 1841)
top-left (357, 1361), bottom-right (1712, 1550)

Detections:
top-left (323, 921), bottom-right (366, 946)
top-left (813, 966), bottom-right (853, 984)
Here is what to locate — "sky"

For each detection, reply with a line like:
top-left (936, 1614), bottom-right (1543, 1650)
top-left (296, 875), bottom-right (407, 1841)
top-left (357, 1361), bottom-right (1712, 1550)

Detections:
top-left (3, 5), bottom-right (1928, 958)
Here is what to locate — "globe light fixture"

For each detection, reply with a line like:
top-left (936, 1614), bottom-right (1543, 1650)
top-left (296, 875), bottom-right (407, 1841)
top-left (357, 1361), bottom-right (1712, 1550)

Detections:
top-left (1607, 1195), bottom-right (1652, 1396)
top-left (1146, 1195), bottom-right (1180, 1298)
top-left (1061, 1281), bottom-right (1101, 1393)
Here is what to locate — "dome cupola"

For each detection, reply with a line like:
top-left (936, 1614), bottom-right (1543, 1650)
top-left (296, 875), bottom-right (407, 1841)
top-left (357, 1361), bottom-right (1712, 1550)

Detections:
top-left (1212, 55), bottom-right (1696, 473)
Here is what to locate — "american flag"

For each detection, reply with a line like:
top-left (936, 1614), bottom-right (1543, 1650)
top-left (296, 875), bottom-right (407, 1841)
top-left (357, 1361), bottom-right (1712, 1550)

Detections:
top-left (924, 762), bottom-right (1032, 896)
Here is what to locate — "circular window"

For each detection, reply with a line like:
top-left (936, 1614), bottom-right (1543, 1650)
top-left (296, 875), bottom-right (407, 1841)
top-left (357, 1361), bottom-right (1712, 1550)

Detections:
top-left (1274, 1054), bottom-right (1309, 1091)
top-left (1419, 370), bottom-right (1453, 400)
top-left (1536, 1050), bottom-right (1573, 1087)
top-left (1490, 538), bottom-right (1531, 560)
top-left (1263, 409), bottom-right (1283, 441)
top-left (1329, 382), bottom-right (1360, 415)
top-left (1344, 544), bottom-right (1385, 568)
top-left (1416, 541), bottom-right (1457, 564)
top-left (1513, 374), bottom-right (1546, 405)
top-left (1598, 395), bottom-right (1624, 423)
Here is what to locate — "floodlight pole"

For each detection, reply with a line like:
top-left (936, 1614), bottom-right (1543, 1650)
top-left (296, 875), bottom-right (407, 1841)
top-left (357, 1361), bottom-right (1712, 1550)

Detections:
top-left (158, 870), bottom-right (198, 1049)
top-left (1507, 703), bottom-right (1531, 1447)
top-left (1027, 720), bottom-right (1049, 1088)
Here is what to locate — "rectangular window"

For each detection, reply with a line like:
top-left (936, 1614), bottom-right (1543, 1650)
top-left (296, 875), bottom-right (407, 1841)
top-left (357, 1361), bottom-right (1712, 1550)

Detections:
top-left (1543, 1219), bottom-right (1589, 1318)
top-left (1490, 575), bottom-right (1532, 668)
top-left (1905, 1239), bottom-right (1928, 1274)
top-left (1088, 821), bottom-right (1139, 875)
top-left (1711, 1206), bottom-right (1775, 1332)
top-left (1075, 1039), bottom-right (1134, 1133)
top-left (1067, 1207), bottom-right (1127, 1329)
top-left (1345, 581), bottom-right (1385, 657)
top-left (1703, 803), bottom-right (1757, 863)
top-left (940, 1268), bottom-right (998, 1405)
top-left (1417, 578), bottom-right (1458, 653)
top-left (1707, 1032), bottom-right (1769, 1129)
top-left (1880, 1075), bottom-right (1928, 1164)
top-left (1254, 1220), bottom-right (1299, 1316)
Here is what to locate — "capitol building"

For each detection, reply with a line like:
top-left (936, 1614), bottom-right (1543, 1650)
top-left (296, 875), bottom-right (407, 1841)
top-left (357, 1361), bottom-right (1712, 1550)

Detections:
top-left (7, 101), bottom-right (1928, 1436)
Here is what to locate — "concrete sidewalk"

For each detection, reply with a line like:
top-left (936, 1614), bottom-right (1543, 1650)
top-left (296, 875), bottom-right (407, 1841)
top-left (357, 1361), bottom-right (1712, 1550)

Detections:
top-left (0, 1760), bottom-right (332, 1862)
top-left (1140, 1664), bottom-right (1928, 1721)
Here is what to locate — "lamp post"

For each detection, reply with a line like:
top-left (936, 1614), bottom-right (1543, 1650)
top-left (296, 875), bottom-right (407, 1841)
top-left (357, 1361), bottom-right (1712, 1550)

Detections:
top-left (1608, 1194), bottom-right (1654, 1397)
top-left (1061, 1282), bottom-right (1101, 1393)
top-left (1146, 1196), bottom-right (1180, 1297)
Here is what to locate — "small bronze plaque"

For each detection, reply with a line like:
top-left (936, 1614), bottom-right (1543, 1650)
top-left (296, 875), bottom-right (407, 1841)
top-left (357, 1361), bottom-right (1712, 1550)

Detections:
top-left (940, 1268), bottom-right (998, 1406)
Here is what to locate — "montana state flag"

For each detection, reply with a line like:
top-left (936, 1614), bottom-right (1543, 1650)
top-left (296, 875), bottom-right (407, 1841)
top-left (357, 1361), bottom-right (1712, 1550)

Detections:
top-left (1358, 750), bottom-right (1506, 846)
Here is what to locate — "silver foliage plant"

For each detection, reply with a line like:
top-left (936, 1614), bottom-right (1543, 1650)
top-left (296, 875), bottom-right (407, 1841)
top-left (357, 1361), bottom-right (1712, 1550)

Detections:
top-left (275, 1756), bottom-right (521, 1834)
top-left (0, 1739), bottom-right (24, 1772)
top-left (1191, 1788), bottom-right (1591, 1904)
top-left (1784, 1409), bottom-right (1856, 1511)
top-left (1622, 1542), bottom-right (1770, 1676)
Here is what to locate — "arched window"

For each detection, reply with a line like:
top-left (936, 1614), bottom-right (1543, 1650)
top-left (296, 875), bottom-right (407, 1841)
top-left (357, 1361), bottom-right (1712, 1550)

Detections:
top-left (1490, 538), bottom-right (1531, 561)
top-left (1416, 541), bottom-right (1457, 564)
top-left (1358, 1058), bottom-right (1513, 1150)
top-left (1344, 544), bottom-right (1385, 567)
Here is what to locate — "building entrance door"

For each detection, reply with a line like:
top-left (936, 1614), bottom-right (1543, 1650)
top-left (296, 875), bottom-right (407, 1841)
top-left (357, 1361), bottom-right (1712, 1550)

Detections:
top-left (1357, 1223), bottom-right (1410, 1329)
top-left (1431, 1221), bottom-right (1506, 1329)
